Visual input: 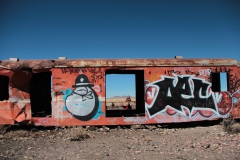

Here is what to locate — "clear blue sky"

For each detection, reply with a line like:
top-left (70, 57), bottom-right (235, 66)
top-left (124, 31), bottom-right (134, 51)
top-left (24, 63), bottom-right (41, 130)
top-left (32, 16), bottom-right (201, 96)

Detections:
top-left (1, 0), bottom-right (239, 96)
top-left (106, 74), bottom-right (135, 98)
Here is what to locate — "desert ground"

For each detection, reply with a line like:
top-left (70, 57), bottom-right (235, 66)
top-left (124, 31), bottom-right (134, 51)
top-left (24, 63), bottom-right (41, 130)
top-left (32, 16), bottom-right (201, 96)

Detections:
top-left (0, 119), bottom-right (240, 160)
top-left (106, 96), bottom-right (136, 110)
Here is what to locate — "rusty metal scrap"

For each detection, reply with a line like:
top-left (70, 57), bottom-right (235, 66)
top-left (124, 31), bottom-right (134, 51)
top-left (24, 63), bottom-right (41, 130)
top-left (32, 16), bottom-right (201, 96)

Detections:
top-left (0, 60), bottom-right (54, 70)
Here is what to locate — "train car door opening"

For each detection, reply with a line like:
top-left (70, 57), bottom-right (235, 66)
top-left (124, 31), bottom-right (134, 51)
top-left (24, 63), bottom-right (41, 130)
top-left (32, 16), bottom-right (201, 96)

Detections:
top-left (0, 75), bottom-right (9, 101)
top-left (30, 72), bottom-right (52, 117)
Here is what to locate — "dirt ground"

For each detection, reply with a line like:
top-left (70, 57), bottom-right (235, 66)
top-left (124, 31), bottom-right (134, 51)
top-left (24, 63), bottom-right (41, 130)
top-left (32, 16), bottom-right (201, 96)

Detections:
top-left (0, 120), bottom-right (240, 160)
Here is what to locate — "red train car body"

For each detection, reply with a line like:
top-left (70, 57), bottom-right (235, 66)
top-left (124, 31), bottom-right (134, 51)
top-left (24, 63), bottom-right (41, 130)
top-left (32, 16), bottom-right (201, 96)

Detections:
top-left (0, 58), bottom-right (239, 126)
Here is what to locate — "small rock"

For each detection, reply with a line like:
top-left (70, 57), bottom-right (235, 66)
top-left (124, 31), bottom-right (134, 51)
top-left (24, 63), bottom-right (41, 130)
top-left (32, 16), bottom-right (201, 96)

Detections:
top-left (219, 132), bottom-right (227, 136)
top-left (135, 150), bottom-right (142, 154)
top-left (103, 127), bottom-right (110, 132)
top-left (204, 144), bottom-right (211, 149)
top-left (131, 125), bottom-right (141, 130)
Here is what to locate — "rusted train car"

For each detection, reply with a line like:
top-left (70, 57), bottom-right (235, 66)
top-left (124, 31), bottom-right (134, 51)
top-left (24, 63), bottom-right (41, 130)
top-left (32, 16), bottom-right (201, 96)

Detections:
top-left (0, 57), bottom-right (239, 126)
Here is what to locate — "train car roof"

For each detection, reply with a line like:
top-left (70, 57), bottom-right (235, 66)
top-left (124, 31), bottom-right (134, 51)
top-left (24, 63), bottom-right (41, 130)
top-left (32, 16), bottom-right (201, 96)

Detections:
top-left (0, 58), bottom-right (239, 71)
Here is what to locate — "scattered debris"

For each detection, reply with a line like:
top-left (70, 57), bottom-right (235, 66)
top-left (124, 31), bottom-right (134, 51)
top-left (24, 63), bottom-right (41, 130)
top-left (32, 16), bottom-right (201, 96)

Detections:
top-left (0, 122), bottom-right (240, 159)
top-left (222, 117), bottom-right (240, 134)
top-left (67, 126), bottom-right (89, 141)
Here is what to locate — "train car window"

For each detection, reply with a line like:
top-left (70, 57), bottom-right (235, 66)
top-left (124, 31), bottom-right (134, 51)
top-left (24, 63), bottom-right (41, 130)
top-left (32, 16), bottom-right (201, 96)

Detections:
top-left (211, 72), bottom-right (229, 92)
top-left (105, 70), bottom-right (145, 117)
top-left (0, 75), bottom-right (9, 101)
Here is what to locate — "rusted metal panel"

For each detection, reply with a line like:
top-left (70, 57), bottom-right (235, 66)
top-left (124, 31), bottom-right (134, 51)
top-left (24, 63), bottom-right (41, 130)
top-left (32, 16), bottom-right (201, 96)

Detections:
top-left (0, 101), bottom-right (31, 124)
top-left (0, 60), bottom-right (54, 71)
top-left (0, 69), bottom-right (32, 124)
top-left (231, 66), bottom-right (240, 118)
top-left (0, 102), bottom-right (14, 125)
top-left (12, 102), bottom-right (31, 122)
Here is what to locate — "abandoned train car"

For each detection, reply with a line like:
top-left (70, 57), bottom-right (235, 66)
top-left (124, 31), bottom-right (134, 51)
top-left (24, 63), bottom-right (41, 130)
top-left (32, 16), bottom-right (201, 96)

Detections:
top-left (0, 57), bottom-right (239, 126)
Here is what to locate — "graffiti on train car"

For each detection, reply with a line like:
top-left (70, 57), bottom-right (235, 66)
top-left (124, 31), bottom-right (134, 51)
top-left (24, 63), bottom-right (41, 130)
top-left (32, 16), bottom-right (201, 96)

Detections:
top-left (145, 73), bottom-right (240, 119)
top-left (210, 67), bottom-right (240, 93)
top-left (165, 67), bottom-right (201, 77)
top-left (198, 69), bottom-right (211, 77)
top-left (145, 74), bottom-right (218, 118)
top-left (61, 67), bottom-right (104, 84)
top-left (61, 74), bottom-right (104, 121)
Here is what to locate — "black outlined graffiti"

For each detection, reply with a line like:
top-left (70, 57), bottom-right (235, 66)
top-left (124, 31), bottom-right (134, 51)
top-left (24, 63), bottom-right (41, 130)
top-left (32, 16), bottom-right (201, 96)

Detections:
top-left (61, 68), bottom-right (87, 74)
top-left (65, 74), bottom-right (99, 121)
top-left (185, 70), bottom-right (200, 77)
top-left (87, 68), bottom-right (104, 83)
top-left (164, 70), bottom-right (181, 76)
top-left (164, 68), bottom-right (200, 77)
top-left (61, 67), bottom-right (104, 84)
top-left (210, 67), bottom-right (233, 73)
top-left (145, 75), bottom-right (217, 118)
top-left (229, 75), bottom-right (240, 92)
top-left (210, 67), bottom-right (239, 93)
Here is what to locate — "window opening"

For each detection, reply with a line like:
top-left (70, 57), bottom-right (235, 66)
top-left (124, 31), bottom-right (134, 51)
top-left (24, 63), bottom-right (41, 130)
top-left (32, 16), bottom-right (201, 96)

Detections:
top-left (211, 72), bottom-right (229, 92)
top-left (105, 70), bottom-right (145, 117)
top-left (30, 72), bottom-right (52, 117)
top-left (0, 75), bottom-right (9, 101)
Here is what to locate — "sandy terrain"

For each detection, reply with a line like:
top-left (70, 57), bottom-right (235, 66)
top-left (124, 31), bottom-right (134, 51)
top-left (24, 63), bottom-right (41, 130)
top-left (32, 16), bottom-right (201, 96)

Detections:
top-left (106, 97), bottom-right (136, 110)
top-left (0, 120), bottom-right (240, 160)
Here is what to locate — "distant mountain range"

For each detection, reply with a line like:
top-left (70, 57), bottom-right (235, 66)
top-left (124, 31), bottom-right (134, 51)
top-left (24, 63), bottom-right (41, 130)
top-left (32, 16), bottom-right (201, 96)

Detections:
top-left (108, 95), bottom-right (135, 99)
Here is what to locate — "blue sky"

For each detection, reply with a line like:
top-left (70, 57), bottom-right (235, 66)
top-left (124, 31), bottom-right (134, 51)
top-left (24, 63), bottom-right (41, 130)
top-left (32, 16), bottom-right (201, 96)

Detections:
top-left (106, 74), bottom-right (135, 98)
top-left (1, 0), bottom-right (239, 60)
top-left (1, 0), bottom-right (239, 97)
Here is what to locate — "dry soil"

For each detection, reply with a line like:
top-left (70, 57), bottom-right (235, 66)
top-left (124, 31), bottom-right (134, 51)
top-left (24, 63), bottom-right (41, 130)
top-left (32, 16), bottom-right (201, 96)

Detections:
top-left (0, 120), bottom-right (240, 160)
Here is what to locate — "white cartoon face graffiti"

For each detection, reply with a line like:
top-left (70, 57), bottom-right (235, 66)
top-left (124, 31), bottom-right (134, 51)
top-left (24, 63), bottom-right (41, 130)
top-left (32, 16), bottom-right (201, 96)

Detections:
top-left (66, 86), bottom-right (95, 116)
top-left (65, 74), bottom-right (99, 121)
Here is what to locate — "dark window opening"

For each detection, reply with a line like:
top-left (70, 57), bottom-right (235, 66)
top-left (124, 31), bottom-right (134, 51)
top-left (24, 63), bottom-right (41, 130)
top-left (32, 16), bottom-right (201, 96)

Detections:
top-left (30, 72), bottom-right (52, 117)
top-left (211, 72), bottom-right (229, 92)
top-left (0, 75), bottom-right (9, 101)
top-left (105, 70), bottom-right (145, 117)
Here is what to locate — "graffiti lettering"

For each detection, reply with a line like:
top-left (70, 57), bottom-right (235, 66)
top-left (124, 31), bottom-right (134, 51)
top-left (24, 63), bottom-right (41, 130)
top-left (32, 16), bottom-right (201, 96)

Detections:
top-left (185, 70), bottom-right (200, 77)
top-left (87, 68), bottom-right (103, 83)
top-left (211, 67), bottom-right (233, 73)
top-left (229, 75), bottom-right (240, 93)
top-left (90, 74), bottom-right (103, 83)
top-left (61, 68), bottom-right (87, 74)
top-left (199, 69), bottom-right (211, 76)
top-left (165, 67), bottom-right (201, 77)
top-left (164, 70), bottom-right (181, 76)
top-left (146, 75), bottom-right (217, 118)
top-left (174, 67), bottom-right (184, 72)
